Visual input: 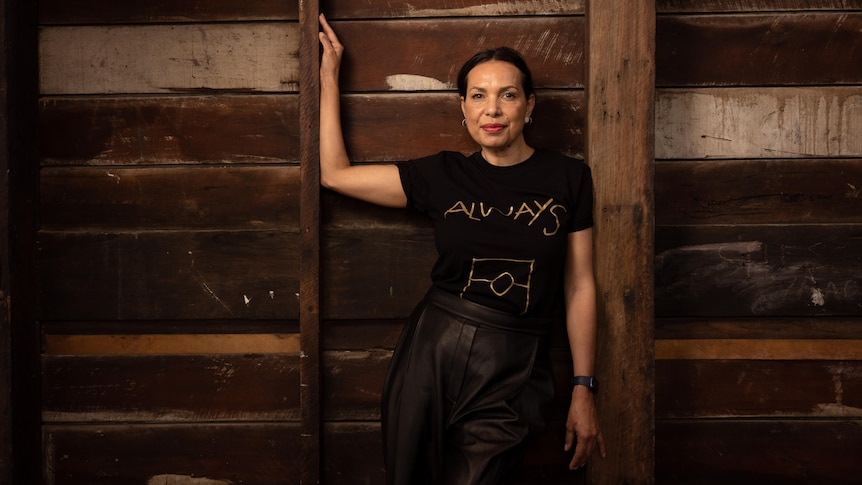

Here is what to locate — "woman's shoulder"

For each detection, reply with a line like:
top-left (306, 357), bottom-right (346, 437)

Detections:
top-left (533, 149), bottom-right (590, 171)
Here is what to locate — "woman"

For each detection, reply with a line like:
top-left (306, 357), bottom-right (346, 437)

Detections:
top-left (318, 14), bottom-right (606, 484)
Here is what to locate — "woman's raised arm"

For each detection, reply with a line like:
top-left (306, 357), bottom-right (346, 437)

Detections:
top-left (318, 14), bottom-right (406, 208)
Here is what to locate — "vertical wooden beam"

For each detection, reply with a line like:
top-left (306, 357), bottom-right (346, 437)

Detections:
top-left (0, 0), bottom-right (11, 479)
top-left (3, 0), bottom-right (41, 482)
top-left (298, 0), bottom-right (321, 483)
top-left (586, 0), bottom-right (655, 483)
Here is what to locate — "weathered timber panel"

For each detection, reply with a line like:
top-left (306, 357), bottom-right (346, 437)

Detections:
top-left (321, 228), bottom-right (436, 319)
top-left (37, 231), bottom-right (299, 320)
top-left (43, 349), bottom-right (578, 423)
top-left (39, 24), bottom-right (300, 95)
top-left (39, 96), bottom-right (301, 166)
top-left (40, 0), bottom-right (298, 24)
top-left (655, 225), bottom-right (862, 317)
top-left (44, 423), bottom-right (301, 484)
top-left (656, 419), bottom-right (862, 483)
top-left (326, 0), bottom-right (582, 18)
top-left (39, 0), bottom-right (582, 24)
top-left (657, 13), bottom-right (862, 86)
top-left (36, 227), bottom-right (437, 321)
top-left (655, 317), bottom-right (862, 339)
top-left (657, 359), bottom-right (862, 418)
top-left (341, 92), bottom-right (585, 162)
top-left (41, 166), bottom-right (300, 230)
top-left (43, 334), bottom-right (300, 356)
top-left (655, 87), bottom-right (862, 160)
top-left (655, 159), bottom-right (862, 225)
top-left (38, 93), bottom-right (582, 165)
top-left (43, 354), bottom-right (301, 422)
top-left (656, 0), bottom-right (862, 12)
top-left (331, 18), bottom-right (585, 91)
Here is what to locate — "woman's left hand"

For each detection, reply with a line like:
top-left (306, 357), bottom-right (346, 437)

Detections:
top-left (564, 385), bottom-right (606, 470)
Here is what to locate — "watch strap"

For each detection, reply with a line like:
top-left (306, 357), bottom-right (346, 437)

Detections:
top-left (571, 375), bottom-right (598, 393)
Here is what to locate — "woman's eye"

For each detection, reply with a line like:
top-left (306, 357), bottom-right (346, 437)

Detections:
top-left (502, 92), bottom-right (516, 99)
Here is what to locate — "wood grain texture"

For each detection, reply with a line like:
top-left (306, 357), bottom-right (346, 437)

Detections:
top-left (39, 95), bottom-right (301, 166)
top-left (657, 339), bottom-right (862, 360)
top-left (656, 159), bottom-right (862, 225)
top-left (656, 0), bottom-right (862, 12)
top-left (586, 0), bottom-right (656, 482)
top-left (40, 165), bottom-right (301, 230)
top-left (325, 0), bottom-right (583, 18)
top-left (655, 225), bottom-right (862, 317)
top-left (298, 2), bottom-right (322, 483)
top-left (656, 317), bottom-right (862, 340)
top-left (657, 359), bottom-right (862, 418)
top-left (656, 419), bottom-right (862, 483)
top-left (39, 0), bottom-right (298, 24)
top-left (43, 334), bottom-right (301, 356)
top-left (656, 87), bottom-right (862, 159)
top-left (657, 13), bottom-right (862, 86)
top-left (39, 24), bottom-right (299, 95)
top-left (37, 231), bottom-right (300, 321)
top-left (38, 92), bottom-right (582, 166)
top-left (330, 17), bottom-right (585, 90)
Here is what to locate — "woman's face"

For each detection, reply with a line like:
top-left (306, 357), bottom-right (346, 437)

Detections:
top-left (460, 60), bottom-right (535, 154)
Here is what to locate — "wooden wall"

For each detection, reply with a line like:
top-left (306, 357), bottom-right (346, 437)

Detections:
top-left (19, 0), bottom-right (861, 483)
top-left (35, 1), bottom-right (604, 484)
top-left (653, 1), bottom-right (862, 483)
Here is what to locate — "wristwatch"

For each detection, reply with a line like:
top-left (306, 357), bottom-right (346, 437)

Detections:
top-left (571, 375), bottom-right (598, 394)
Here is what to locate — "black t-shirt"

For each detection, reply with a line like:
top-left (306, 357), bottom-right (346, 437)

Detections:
top-left (398, 149), bottom-right (594, 318)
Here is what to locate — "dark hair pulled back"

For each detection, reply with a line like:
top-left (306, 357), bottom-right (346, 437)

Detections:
top-left (456, 47), bottom-right (535, 98)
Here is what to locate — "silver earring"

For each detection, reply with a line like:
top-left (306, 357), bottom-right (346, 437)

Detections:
top-left (525, 116), bottom-right (533, 125)
top-left (461, 119), bottom-right (467, 127)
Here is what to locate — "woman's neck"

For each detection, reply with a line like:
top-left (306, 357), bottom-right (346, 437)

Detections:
top-left (481, 141), bottom-right (534, 167)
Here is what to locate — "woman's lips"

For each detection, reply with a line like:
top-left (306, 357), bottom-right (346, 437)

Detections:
top-left (481, 123), bottom-right (505, 133)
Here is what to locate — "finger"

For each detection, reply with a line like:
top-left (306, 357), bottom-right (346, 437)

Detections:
top-left (597, 431), bottom-right (607, 458)
top-left (318, 14), bottom-right (341, 45)
top-left (568, 440), bottom-right (587, 470)
top-left (563, 427), bottom-right (575, 452)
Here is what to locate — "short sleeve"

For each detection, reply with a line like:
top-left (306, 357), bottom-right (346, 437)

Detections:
top-left (397, 152), bottom-right (444, 214)
top-left (568, 163), bottom-right (594, 232)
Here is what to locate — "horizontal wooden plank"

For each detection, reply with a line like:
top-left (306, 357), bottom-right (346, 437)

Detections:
top-left (657, 359), bottom-right (862, 418)
top-left (44, 423), bottom-right (302, 484)
top-left (44, 421), bottom-right (584, 485)
top-left (40, 0), bottom-right (298, 24)
top-left (44, 334), bottom-right (300, 355)
top-left (321, 227), bottom-right (436, 319)
top-left (657, 13), bottom-right (862, 86)
top-left (656, 419), bottom-right (862, 483)
top-left (656, 0), bottom-right (862, 12)
top-left (40, 0), bottom-right (581, 24)
top-left (657, 339), bottom-right (862, 360)
top-left (37, 231), bottom-right (300, 320)
top-left (655, 225), bottom-right (862, 317)
top-left (43, 354), bottom-right (301, 423)
top-left (656, 317), bottom-right (862, 340)
top-left (312, 18), bottom-right (584, 91)
top-left (39, 24), bottom-right (299, 95)
top-left (655, 87), bottom-right (862, 159)
top-left (40, 95), bottom-right (300, 166)
top-left (39, 92), bottom-right (581, 166)
top-left (341, 92), bottom-right (585, 162)
top-left (43, 349), bottom-right (576, 423)
top-left (37, 0), bottom-right (860, 25)
top-left (655, 159), bottom-right (862, 225)
top-left (41, 165), bottom-right (301, 230)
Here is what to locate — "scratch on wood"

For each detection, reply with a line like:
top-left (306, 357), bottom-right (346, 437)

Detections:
top-left (147, 475), bottom-right (233, 485)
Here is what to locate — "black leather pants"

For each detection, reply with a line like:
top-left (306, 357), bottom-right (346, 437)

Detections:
top-left (382, 288), bottom-right (555, 485)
